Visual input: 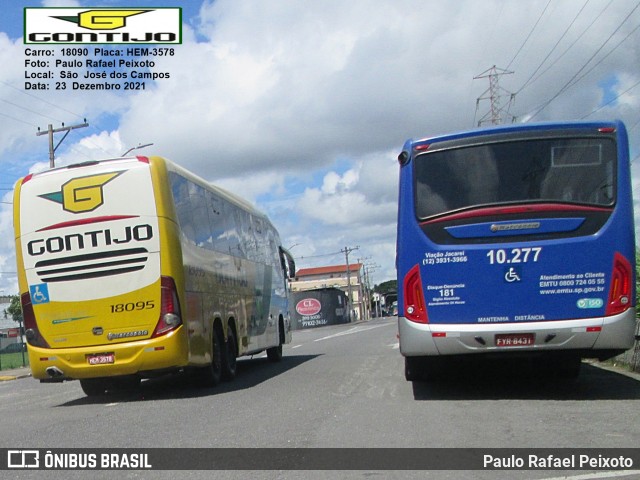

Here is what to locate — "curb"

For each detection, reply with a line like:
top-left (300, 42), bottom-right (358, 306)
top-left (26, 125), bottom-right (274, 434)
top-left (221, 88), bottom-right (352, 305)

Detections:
top-left (0, 372), bottom-right (32, 382)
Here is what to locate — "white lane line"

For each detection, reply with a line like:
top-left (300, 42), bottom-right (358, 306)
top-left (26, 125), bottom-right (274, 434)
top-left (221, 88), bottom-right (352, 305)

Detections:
top-left (314, 323), bottom-right (390, 342)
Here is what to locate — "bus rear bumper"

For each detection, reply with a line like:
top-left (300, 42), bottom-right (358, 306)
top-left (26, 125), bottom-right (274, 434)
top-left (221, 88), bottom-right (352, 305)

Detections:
top-left (27, 327), bottom-right (189, 381)
top-left (398, 309), bottom-right (636, 358)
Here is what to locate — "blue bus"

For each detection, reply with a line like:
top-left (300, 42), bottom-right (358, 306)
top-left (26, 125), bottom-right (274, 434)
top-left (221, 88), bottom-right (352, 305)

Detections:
top-left (396, 120), bottom-right (636, 380)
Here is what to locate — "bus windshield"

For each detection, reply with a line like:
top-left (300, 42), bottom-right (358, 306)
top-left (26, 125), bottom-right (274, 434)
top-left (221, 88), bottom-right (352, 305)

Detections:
top-left (414, 136), bottom-right (616, 219)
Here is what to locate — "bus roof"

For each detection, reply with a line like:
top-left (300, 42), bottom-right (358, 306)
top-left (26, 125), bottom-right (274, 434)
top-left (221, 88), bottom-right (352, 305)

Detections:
top-left (404, 119), bottom-right (623, 152)
top-left (18, 155), bottom-right (270, 225)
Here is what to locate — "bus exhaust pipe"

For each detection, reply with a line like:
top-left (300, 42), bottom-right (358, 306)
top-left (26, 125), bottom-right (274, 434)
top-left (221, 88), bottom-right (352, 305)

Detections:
top-left (46, 366), bottom-right (65, 378)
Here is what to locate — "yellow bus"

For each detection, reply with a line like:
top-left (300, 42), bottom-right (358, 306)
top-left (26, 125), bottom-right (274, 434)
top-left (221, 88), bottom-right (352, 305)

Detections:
top-left (13, 156), bottom-right (295, 396)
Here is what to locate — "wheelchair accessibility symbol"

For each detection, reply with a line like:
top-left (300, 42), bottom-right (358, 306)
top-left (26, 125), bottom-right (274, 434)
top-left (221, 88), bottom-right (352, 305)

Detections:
top-left (504, 267), bottom-right (521, 283)
top-left (29, 284), bottom-right (50, 304)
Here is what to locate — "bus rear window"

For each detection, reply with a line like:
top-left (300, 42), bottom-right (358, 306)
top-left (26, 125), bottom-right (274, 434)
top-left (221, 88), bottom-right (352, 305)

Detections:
top-left (414, 137), bottom-right (616, 219)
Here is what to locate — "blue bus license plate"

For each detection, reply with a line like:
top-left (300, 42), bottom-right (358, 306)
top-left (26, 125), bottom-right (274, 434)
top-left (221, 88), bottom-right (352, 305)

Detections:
top-left (495, 333), bottom-right (534, 347)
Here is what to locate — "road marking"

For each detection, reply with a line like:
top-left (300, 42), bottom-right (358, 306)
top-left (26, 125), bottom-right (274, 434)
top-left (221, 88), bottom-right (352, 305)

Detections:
top-left (542, 471), bottom-right (640, 480)
top-left (388, 342), bottom-right (399, 349)
top-left (314, 323), bottom-right (389, 342)
top-left (291, 345), bottom-right (302, 349)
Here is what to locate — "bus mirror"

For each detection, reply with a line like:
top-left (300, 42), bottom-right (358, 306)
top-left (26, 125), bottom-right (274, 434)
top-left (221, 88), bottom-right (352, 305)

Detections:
top-left (287, 256), bottom-right (296, 279)
top-left (398, 151), bottom-right (409, 166)
top-left (279, 247), bottom-right (296, 279)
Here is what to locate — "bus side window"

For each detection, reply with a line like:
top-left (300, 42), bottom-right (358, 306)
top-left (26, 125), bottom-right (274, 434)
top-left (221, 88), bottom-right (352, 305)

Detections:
top-left (170, 173), bottom-right (196, 243)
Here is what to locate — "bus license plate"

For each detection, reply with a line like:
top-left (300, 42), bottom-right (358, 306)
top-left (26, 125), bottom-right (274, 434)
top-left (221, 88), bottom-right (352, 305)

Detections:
top-left (495, 333), bottom-right (534, 347)
top-left (87, 353), bottom-right (115, 365)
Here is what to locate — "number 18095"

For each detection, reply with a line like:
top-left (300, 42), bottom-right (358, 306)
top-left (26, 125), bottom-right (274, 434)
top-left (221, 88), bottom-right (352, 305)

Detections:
top-left (110, 300), bottom-right (155, 313)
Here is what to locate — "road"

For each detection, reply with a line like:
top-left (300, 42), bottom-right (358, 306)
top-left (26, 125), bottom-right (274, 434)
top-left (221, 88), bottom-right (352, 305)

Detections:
top-left (1, 317), bottom-right (639, 480)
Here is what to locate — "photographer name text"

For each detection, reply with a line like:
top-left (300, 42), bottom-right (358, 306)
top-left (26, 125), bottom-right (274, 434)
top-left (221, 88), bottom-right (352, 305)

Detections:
top-left (24, 47), bottom-right (174, 91)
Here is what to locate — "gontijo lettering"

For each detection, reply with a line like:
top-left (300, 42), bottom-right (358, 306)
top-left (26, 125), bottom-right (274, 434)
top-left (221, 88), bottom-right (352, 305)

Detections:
top-left (27, 224), bottom-right (153, 256)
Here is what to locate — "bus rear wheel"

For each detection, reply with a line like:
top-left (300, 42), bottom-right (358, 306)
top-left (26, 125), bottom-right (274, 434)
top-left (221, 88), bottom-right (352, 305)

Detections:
top-left (266, 319), bottom-right (284, 362)
top-left (221, 327), bottom-right (237, 381)
top-left (196, 325), bottom-right (223, 387)
top-left (405, 357), bottom-right (423, 381)
top-left (80, 378), bottom-right (109, 397)
top-left (405, 356), bottom-right (445, 381)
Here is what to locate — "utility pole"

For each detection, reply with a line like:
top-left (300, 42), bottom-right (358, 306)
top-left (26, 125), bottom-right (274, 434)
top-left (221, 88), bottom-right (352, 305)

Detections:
top-left (36, 120), bottom-right (89, 168)
top-left (474, 66), bottom-right (516, 126)
top-left (341, 245), bottom-right (359, 322)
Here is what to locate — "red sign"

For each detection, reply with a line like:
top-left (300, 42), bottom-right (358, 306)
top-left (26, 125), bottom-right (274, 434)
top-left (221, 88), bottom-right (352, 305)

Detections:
top-left (7, 328), bottom-right (19, 338)
top-left (296, 298), bottom-right (321, 316)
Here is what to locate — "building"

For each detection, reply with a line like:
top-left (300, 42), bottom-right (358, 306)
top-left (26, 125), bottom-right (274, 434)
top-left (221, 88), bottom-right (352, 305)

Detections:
top-left (290, 263), bottom-right (367, 321)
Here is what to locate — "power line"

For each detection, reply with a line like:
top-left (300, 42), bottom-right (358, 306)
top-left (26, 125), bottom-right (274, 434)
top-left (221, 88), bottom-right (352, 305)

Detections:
top-left (581, 77), bottom-right (640, 119)
top-left (526, 0), bottom-right (640, 121)
top-left (36, 121), bottom-right (90, 168)
top-left (0, 111), bottom-right (38, 128)
top-left (1, 98), bottom-right (64, 124)
top-left (524, 0), bottom-right (614, 91)
top-left (516, 0), bottom-right (591, 94)
top-left (506, 0), bottom-right (552, 70)
top-left (294, 250), bottom-right (344, 262)
top-left (0, 79), bottom-right (86, 120)
top-left (1, 80), bottom-right (121, 159)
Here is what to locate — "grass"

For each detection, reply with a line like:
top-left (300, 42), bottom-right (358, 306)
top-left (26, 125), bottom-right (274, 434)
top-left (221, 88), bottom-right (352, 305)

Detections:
top-left (0, 352), bottom-right (29, 371)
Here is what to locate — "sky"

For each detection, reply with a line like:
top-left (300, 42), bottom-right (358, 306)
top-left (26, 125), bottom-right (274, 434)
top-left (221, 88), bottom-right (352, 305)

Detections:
top-left (1, 0), bottom-right (639, 296)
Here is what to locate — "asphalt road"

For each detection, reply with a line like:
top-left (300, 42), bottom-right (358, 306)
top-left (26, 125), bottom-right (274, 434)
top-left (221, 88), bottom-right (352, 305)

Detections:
top-left (1, 317), bottom-right (639, 480)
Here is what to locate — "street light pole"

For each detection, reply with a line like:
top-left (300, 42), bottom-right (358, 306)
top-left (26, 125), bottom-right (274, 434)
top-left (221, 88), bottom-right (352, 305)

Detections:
top-left (122, 143), bottom-right (154, 156)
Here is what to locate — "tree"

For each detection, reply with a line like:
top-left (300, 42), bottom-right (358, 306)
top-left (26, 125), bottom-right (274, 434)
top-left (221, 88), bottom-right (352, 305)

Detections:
top-left (6, 295), bottom-right (22, 324)
top-left (374, 280), bottom-right (397, 295)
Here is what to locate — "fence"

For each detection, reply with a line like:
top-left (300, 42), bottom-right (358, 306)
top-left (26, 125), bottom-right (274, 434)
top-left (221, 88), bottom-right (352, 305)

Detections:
top-left (0, 347), bottom-right (29, 371)
top-left (612, 318), bottom-right (640, 373)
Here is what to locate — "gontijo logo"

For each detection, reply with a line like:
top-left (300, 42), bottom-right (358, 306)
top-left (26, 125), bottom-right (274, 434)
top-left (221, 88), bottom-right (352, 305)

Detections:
top-left (39, 172), bottom-right (122, 214)
top-left (52, 10), bottom-right (149, 31)
top-left (24, 8), bottom-right (181, 44)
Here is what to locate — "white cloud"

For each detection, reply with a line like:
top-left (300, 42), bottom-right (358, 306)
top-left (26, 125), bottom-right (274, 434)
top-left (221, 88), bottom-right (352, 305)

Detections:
top-left (1, 0), bottom-right (640, 293)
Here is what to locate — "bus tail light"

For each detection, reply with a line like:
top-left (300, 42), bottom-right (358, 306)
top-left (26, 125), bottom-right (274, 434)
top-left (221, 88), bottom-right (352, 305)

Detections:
top-left (403, 264), bottom-right (428, 323)
top-left (21, 292), bottom-right (50, 348)
top-left (152, 276), bottom-right (183, 338)
top-left (606, 253), bottom-right (633, 316)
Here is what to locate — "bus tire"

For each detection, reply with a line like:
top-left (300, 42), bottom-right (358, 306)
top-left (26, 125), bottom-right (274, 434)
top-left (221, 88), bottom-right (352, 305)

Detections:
top-left (221, 325), bottom-right (237, 381)
top-left (111, 375), bottom-right (141, 392)
top-left (197, 324), bottom-right (223, 387)
top-left (405, 356), bottom-right (423, 381)
top-left (405, 356), bottom-right (444, 381)
top-left (548, 354), bottom-right (582, 379)
top-left (266, 319), bottom-right (284, 362)
top-left (80, 378), bottom-right (109, 397)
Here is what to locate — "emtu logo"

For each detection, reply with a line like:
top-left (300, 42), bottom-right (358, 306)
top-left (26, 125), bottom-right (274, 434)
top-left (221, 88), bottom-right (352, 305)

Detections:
top-left (52, 10), bottom-right (150, 30)
top-left (39, 172), bottom-right (122, 214)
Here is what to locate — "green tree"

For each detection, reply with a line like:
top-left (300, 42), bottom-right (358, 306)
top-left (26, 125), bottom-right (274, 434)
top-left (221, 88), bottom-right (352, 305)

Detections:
top-left (374, 280), bottom-right (397, 295)
top-left (5, 295), bottom-right (22, 323)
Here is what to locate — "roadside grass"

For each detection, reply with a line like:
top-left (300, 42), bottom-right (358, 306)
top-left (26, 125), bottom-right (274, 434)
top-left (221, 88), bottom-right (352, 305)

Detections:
top-left (0, 352), bottom-right (29, 371)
